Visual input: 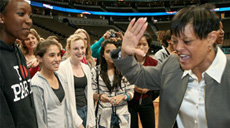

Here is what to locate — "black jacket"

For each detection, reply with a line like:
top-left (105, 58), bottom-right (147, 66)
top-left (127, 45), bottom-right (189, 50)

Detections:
top-left (0, 40), bottom-right (37, 128)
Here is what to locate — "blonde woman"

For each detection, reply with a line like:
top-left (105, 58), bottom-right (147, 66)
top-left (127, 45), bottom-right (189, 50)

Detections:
top-left (74, 29), bottom-right (95, 68)
top-left (58, 34), bottom-right (96, 128)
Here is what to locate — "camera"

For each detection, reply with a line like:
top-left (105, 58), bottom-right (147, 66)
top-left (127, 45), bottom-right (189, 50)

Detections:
top-left (109, 33), bottom-right (117, 38)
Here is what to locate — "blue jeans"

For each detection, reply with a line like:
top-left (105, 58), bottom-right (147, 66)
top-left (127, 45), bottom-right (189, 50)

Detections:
top-left (77, 105), bottom-right (87, 127)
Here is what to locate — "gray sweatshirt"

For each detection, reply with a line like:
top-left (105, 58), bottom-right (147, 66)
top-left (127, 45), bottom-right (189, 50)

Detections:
top-left (31, 72), bottom-right (75, 128)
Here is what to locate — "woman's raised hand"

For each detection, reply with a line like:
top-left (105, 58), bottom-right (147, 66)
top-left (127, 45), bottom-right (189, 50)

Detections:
top-left (121, 18), bottom-right (148, 58)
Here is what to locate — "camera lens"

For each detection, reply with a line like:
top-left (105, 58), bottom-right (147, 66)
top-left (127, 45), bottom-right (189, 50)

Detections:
top-left (110, 33), bottom-right (117, 38)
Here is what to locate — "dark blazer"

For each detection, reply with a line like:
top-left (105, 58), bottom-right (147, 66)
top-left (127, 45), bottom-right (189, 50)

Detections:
top-left (112, 49), bottom-right (230, 128)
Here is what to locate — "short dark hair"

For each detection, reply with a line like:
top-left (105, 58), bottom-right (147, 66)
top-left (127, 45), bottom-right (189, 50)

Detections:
top-left (171, 4), bottom-right (220, 39)
top-left (143, 32), bottom-right (152, 48)
top-left (0, 0), bottom-right (8, 13)
top-left (34, 39), bottom-right (61, 58)
top-left (142, 32), bottom-right (153, 55)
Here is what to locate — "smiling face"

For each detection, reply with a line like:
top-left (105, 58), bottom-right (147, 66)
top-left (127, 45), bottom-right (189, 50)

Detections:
top-left (38, 45), bottom-right (61, 72)
top-left (103, 43), bottom-right (117, 65)
top-left (24, 33), bottom-right (39, 50)
top-left (216, 21), bottom-right (224, 44)
top-left (173, 24), bottom-right (217, 71)
top-left (69, 39), bottom-right (86, 62)
top-left (0, 0), bottom-right (32, 44)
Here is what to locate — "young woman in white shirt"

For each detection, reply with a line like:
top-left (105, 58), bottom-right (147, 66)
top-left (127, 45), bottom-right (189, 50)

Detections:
top-left (58, 34), bottom-right (96, 128)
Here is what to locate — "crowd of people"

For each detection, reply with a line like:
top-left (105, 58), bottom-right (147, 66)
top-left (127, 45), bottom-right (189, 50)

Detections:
top-left (0, 0), bottom-right (228, 128)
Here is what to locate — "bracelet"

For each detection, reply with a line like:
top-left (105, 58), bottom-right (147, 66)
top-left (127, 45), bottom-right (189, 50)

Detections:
top-left (124, 94), bottom-right (128, 101)
top-left (124, 93), bottom-right (131, 101)
top-left (127, 93), bottom-right (130, 101)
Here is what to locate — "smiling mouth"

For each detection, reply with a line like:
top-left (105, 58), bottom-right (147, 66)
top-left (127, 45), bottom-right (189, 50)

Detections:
top-left (53, 63), bottom-right (60, 67)
top-left (179, 55), bottom-right (190, 63)
top-left (76, 54), bottom-right (83, 57)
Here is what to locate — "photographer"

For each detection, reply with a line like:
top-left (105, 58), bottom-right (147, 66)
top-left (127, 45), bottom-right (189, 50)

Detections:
top-left (91, 29), bottom-right (123, 59)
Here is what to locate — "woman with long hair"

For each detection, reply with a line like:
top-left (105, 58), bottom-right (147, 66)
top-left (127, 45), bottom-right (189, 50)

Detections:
top-left (58, 34), bottom-right (96, 128)
top-left (20, 28), bottom-right (41, 77)
top-left (74, 28), bottom-right (95, 68)
top-left (92, 40), bottom-right (134, 128)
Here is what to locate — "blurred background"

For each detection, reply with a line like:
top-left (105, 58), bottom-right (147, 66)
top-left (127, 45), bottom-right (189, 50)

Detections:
top-left (30, 0), bottom-right (230, 54)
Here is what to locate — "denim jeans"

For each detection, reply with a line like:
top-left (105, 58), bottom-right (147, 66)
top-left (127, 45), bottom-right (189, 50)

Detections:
top-left (77, 105), bottom-right (87, 127)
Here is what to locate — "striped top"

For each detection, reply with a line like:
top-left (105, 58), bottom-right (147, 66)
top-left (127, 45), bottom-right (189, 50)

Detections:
top-left (91, 66), bottom-right (134, 127)
top-left (91, 66), bottom-right (134, 108)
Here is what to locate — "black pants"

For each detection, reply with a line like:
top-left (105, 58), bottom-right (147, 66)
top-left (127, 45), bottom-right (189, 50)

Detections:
top-left (128, 96), bottom-right (155, 128)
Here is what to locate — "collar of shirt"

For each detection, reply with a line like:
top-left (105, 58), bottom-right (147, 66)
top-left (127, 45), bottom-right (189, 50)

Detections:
top-left (181, 47), bottom-right (227, 84)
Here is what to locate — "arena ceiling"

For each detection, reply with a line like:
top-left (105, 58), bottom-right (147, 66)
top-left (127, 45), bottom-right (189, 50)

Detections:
top-left (30, 0), bottom-right (230, 48)
top-left (31, 0), bottom-right (230, 18)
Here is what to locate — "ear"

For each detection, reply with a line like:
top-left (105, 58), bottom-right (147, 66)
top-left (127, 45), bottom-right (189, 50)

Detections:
top-left (208, 31), bottom-right (217, 45)
top-left (0, 13), bottom-right (4, 24)
top-left (36, 55), bottom-right (42, 63)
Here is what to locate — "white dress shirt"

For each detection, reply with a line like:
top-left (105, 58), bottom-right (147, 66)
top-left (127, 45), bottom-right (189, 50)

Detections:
top-left (177, 47), bottom-right (227, 128)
